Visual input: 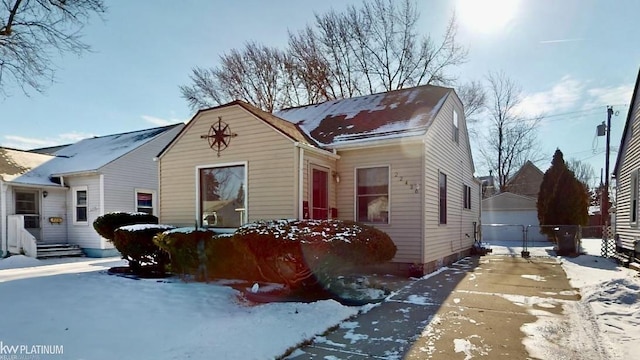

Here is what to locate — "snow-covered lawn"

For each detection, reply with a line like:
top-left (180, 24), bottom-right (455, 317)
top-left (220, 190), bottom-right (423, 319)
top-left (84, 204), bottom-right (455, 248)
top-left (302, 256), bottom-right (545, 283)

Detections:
top-left (0, 256), bottom-right (360, 359)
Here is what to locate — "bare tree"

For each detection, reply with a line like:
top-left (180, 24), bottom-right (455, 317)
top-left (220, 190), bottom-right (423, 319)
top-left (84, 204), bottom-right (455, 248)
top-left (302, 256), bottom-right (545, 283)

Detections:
top-left (479, 71), bottom-right (543, 191)
top-left (457, 80), bottom-right (486, 133)
top-left (181, 0), bottom-right (468, 112)
top-left (567, 158), bottom-right (596, 188)
top-left (180, 42), bottom-right (293, 113)
top-left (0, 0), bottom-right (105, 95)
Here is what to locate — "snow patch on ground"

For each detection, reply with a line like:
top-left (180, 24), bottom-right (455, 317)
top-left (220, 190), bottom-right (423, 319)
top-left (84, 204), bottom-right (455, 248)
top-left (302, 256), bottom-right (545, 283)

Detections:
top-left (0, 255), bottom-right (42, 270)
top-left (521, 274), bottom-right (546, 282)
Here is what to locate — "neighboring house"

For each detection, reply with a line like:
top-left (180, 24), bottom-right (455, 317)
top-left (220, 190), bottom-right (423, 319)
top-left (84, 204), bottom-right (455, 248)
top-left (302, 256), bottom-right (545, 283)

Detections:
top-left (0, 147), bottom-right (55, 257)
top-left (1, 124), bottom-right (184, 258)
top-left (504, 160), bottom-right (544, 198)
top-left (481, 192), bottom-right (545, 242)
top-left (613, 67), bottom-right (640, 258)
top-left (158, 84), bottom-right (481, 275)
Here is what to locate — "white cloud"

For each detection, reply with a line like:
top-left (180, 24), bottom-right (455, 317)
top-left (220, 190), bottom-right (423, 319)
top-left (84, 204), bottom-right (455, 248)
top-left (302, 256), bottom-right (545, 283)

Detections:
top-left (515, 75), bottom-right (584, 117)
top-left (141, 115), bottom-right (183, 126)
top-left (2, 132), bottom-right (94, 150)
top-left (587, 84), bottom-right (634, 107)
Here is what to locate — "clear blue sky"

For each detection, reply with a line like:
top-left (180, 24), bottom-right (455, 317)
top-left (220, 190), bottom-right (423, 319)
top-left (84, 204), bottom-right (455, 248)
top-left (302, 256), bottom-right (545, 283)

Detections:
top-left (1, 0), bottom-right (638, 186)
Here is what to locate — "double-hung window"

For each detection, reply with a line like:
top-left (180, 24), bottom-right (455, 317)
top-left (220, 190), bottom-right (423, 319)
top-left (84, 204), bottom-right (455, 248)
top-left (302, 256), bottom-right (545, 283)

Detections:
top-left (135, 190), bottom-right (154, 215)
top-left (73, 187), bottom-right (88, 224)
top-left (356, 167), bottom-right (390, 224)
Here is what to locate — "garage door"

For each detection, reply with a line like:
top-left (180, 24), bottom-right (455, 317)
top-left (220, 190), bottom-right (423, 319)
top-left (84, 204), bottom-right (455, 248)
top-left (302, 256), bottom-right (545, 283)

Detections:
top-left (481, 210), bottom-right (546, 242)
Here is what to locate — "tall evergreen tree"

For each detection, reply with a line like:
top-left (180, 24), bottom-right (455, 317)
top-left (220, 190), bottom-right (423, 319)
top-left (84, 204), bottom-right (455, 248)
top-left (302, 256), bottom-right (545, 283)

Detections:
top-left (537, 149), bottom-right (589, 236)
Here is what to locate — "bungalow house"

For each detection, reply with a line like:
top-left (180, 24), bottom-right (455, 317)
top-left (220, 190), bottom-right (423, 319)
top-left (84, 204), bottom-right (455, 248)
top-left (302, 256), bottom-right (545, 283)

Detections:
top-left (613, 67), bottom-right (640, 263)
top-left (157, 85), bottom-right (481, 275)
top-left (1, 124), bottom-right (184, 258)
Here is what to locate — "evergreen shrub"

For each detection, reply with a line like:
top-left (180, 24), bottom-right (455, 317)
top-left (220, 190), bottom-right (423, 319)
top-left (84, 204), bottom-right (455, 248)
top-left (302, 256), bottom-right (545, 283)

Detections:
top-left (93, 212), bottom-right (158, 241)
top-left (113, 224), bottom-right (174, 273)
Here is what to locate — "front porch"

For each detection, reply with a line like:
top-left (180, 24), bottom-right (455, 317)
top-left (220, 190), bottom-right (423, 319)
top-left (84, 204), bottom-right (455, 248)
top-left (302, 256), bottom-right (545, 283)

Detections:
top-left (4, 215), bottom-right (83, 259)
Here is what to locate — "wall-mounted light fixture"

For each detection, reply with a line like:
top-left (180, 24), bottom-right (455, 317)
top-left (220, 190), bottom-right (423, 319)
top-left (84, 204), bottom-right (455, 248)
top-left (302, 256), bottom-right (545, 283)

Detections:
top-left (42, 191), bottom-right (48, 198)
top-left (332, 171), bottom-right (340, 183)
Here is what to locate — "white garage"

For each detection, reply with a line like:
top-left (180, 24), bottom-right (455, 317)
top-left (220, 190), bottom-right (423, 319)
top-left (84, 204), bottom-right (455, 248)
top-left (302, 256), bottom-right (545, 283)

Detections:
top-left (481, 192), bottom-right (546, 242)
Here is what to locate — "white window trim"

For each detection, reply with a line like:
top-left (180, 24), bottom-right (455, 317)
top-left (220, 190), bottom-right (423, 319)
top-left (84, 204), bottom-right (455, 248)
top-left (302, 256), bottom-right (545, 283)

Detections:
top-left (439, 171), bottom-right (447, 225)
top-left (453, 109), bottom-right (459, 144)
top-left (134, 188), bottom-right (157, 216)
top-left (195, 161), bottom-right (248, 231)
top-left (631, 169), bottom-right (639, 227)
top-left (354, 165), bottom-right (391, 225)
top-left (72, 186), bottom-right (88, 225)
top-left (462, 184), bottom-right (472, 211)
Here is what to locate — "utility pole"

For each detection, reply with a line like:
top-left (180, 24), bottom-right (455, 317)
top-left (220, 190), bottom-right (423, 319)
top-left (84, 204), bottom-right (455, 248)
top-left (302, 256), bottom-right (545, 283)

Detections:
top-left (603, 106), bottom-right (613, 226)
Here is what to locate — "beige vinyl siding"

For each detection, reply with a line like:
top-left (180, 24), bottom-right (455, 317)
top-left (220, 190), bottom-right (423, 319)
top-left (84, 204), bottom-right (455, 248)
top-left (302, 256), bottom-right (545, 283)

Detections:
top-left (102, 126), bottom-right (182, 215)
top-left (40, 188), bottom-right (67, 243)
top-left (160, 105), bottom-right (296, 226)
top-left (615, 95), bottom-right (640, 250)
top-left (336, 143), bottom-right (424, 263)
top-left (423, 95), bottom-right (479, 264)
top-left (303, 150), bottom-right (338, 215)
top-left (65, 175), bottom-right (103, 249)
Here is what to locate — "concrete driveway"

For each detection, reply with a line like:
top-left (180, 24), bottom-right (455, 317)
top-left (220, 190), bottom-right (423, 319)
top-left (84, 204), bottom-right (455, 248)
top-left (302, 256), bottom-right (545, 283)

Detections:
top-left (287, 255), bottom-right (580, 359)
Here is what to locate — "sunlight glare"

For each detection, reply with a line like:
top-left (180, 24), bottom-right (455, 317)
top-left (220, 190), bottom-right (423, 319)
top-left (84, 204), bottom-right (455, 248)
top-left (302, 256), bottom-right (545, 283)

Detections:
top-left (457, 0), bottom-right (519, 33)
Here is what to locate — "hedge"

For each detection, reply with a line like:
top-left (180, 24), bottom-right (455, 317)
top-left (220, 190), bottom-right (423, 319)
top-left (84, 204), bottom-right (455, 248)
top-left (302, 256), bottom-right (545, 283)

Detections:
top-left (156, 219), bottom-right (397, 288)
top-left (113, 224), bottom-right (174, 273)
top-left (93, 212), bottom-right (158, 241)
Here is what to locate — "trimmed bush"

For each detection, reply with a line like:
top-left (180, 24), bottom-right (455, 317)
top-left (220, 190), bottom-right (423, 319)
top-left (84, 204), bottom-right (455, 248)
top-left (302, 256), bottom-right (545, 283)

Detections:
top-left (93, 212), bottom-right (158, 241)
top-left (113, 224), bottom-right (174, 273)
top-left (235, 219), bottom-right (396, 287)
top-left (154, 229), bottom-right (261, 281)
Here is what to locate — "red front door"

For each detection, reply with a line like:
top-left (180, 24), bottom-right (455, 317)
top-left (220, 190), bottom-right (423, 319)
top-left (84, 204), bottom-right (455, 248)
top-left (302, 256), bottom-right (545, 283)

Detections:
top-left (312, 168), bottom-right (329, 219)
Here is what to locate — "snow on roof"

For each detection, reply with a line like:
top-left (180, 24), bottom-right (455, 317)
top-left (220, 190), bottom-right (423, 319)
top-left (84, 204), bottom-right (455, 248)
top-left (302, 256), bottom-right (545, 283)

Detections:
top-left (275, 85), bottom-right (452, 146)
top-left (11, 125), bottom-right (179, 186)
top-left (0, 147), bottom-right (53, 182)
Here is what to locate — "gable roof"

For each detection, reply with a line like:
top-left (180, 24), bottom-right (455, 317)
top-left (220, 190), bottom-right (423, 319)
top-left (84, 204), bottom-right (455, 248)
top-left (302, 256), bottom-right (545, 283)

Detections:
top-left (0, 147), bottom-right (53, 182)
top-left (234, 101), bottom-right (317, 146)
top-left (613, 67), bottom-right (640, 177)
top-left (275, 84), bottom-right (452, 147)
top-left (29, 144), bottom-right (72, 155)
top-left (157, 100), bottom-right (318, 159)
top-left (506, 161), bottom-right (544, 185)
top-left (12, 124), bottom-right (182, 187)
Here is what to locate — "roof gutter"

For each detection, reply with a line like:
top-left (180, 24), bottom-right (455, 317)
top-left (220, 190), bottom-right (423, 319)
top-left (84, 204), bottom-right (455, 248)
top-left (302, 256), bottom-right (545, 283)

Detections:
top-left (51, 169), bottom-right (100, 178)
top-left (294, 142), bottom-right (340, 160)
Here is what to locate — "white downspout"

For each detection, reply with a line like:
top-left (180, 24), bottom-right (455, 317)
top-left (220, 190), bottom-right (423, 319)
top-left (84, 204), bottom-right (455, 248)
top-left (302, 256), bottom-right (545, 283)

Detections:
top-left (298, 146), bottom-right (305, 219)
top-left (99, 174), bottom-right (105, 249)
top-left (1, 180), bottom-right (7, 256)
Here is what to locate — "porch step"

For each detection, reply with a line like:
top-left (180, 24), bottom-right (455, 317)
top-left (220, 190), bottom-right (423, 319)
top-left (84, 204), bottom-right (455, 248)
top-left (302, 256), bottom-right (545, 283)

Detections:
top-left (36, 243), bottom-right (84, 259)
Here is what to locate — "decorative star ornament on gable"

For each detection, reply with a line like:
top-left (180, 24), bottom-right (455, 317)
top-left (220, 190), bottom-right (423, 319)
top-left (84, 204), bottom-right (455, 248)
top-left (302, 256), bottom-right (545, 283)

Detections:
top-left (200, 117), bottom-right (237, 157)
